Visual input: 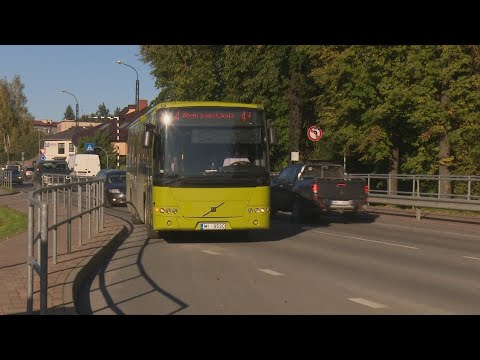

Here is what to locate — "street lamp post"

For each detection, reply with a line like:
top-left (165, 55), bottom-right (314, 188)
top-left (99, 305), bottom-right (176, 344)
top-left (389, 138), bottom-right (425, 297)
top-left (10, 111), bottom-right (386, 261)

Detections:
top-left (96, 146), bottom-right (109, 169)
top-left (117, 60), bottom-right (139, 112)
top-left (61, 90), bottom-right (79, 130)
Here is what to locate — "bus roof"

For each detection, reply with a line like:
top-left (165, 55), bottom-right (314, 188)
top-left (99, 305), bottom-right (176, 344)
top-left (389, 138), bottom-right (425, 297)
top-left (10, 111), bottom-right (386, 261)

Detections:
top-left (153, 101), bottom-right (264, 110)
top-left (130, 101), bottom-right (264, 128)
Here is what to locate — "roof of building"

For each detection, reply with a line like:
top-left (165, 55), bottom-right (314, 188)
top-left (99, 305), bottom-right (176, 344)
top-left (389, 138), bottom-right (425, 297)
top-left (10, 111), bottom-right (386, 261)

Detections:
top-left (71, 100), bottom-right (150, 146)
top-left (43, 127), bottom-right (82, 141)
top-left (32, 120), bottom-right (60, 127)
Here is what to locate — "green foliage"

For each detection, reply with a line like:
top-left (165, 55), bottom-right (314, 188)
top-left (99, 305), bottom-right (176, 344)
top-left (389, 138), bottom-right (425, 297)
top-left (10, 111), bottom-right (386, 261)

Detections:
top-left (140, 45), bottom-right (223, 102)
top-left (64, 105), bottom-right (75, 120)
top-left (0, 76), bottom-right (37, 164)
top-left (0, 206), bottom-right (27, 241)
top-left (96, 102), bottom-right (110, 117)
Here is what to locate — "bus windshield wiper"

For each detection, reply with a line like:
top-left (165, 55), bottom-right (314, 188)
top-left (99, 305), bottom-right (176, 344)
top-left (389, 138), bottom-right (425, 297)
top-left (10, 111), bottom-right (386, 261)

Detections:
top-left (163, 174), bottom-right (185, 185)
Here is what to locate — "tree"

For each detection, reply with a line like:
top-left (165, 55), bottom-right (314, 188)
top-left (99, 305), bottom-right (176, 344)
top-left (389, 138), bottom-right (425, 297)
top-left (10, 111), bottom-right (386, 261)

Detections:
top-left (113, 107), bottom-right (121, 117)
top-left (310, 46), bottom-right (419, 181)
top-left (0, 76), bottom-right (37, 164)
top-left (64, 105), bottom-right (75, 120)
top-left (95, 102), bottom-right (110, 118)
top-left (140, 45), bottom-right (223, 102)
top-left (407, 45), bottom-right (480, 195)
top-left (0, 83), bottom-right (14, 163)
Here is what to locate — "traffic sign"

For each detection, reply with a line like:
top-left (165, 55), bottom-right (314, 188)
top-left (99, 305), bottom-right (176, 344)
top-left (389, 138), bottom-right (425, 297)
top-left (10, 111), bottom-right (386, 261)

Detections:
top-left (40, 155), bottom-right (46, 161)
top-left (86, 143), bottom-right (94, 152)
top-left (307, 126), bottom-right (323, 142)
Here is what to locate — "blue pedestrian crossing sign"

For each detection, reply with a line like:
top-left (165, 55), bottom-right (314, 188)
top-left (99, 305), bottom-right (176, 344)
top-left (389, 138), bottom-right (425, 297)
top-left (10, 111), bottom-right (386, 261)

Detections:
top-left (40, 155), bottom-right (46, 161)
top-left (86, 143), bottom-right (94, 152)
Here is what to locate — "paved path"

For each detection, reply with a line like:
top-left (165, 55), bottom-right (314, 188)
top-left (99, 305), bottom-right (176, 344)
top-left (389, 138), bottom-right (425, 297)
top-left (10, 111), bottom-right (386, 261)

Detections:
top-left (0, 187), bottom-right (125, 315)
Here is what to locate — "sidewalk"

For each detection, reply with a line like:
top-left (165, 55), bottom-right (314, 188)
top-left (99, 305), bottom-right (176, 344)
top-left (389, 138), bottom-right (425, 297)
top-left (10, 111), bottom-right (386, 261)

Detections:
top-left (0, 187), bottom-right (126, 315)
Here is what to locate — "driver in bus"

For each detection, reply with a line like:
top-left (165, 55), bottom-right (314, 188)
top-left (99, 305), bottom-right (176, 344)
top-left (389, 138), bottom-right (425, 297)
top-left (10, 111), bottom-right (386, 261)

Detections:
top-left (170, 155), bottom-right (179, 172)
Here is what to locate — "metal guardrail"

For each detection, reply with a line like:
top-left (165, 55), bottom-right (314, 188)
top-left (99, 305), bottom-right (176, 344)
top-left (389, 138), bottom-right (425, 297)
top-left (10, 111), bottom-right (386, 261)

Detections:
top-left (27, 175), bottom-right (104, 314)
top-left (351, 173), bottom-right (480, 200)
top-left (348, 173), bottom-right (480, 218)
top-left (0, 170), bottom-right (13, 191)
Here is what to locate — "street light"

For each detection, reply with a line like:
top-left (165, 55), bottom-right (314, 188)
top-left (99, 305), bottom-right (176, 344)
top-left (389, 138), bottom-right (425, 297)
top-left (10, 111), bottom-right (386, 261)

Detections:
top-left (96, 146), bottom-right (109, 169)
top-left (117, 60), bottom-right (139, 112)
top-left (61, 90), bottom-right (79, 130)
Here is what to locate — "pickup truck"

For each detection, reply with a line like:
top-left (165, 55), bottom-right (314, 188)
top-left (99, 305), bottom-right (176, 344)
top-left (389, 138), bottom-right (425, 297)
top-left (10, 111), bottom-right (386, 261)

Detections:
top-left (270, 162), bottom-right (368, 223)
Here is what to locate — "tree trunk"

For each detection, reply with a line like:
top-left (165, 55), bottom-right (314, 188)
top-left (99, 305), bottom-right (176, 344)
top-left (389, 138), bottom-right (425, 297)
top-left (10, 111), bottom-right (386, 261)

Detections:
top-left (439, 93), bottom-right (451, 198)
top-left (438, 133), bottom-right (451, 197)
top-left (288, 84), bottom-right (302, 163)
top-left (388, 146), bottom-right (399, 195)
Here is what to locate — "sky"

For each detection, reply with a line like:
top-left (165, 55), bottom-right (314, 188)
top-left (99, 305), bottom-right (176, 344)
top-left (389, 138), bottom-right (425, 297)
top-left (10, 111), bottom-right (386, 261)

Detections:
top-left (0, 45), bottom-right (159, 121)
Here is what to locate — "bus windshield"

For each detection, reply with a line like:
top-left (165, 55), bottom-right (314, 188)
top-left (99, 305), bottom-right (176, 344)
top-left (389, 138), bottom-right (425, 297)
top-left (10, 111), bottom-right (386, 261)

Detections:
top-left (152, 107), bottom-right (269, 186)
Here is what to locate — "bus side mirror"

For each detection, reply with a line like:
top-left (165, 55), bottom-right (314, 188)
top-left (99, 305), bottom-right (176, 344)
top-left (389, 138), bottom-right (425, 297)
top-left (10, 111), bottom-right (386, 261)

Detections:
top-left (269, 126), bottom-right (277, 145)
top-left (142, 124), bottom-right (155, 148)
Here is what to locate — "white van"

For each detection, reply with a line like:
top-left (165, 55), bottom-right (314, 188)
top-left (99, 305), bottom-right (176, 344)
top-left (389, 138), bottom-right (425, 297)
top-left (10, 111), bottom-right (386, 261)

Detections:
top-left (68, 154), bottom-right (101, 177)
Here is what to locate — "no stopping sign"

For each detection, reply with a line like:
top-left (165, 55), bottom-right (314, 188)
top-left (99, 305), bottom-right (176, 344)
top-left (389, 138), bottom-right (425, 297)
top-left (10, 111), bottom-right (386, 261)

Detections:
top-left (307, 126), bottom-right (323, 141)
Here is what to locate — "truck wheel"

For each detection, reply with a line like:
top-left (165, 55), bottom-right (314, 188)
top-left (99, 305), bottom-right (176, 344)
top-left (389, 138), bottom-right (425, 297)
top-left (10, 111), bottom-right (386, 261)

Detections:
top-left (292, 197), bottom-right (304, 224)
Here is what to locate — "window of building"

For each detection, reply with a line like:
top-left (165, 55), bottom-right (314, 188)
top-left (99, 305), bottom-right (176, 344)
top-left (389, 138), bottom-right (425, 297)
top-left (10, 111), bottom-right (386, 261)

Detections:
top-left (58, 143), bottom-right (65, 154)
top-left (69, 143), bottom-right (75, 153)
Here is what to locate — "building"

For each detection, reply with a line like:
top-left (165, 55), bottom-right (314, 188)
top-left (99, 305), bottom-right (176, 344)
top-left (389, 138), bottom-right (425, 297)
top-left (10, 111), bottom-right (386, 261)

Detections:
top-left (42, 128), bottom-right (79, 162)
top-left (36, 100), bottom-right (150, 165)
top-left (71, 100), bottom-right (150, 158)
top-left (32, 120), bottom-right (60, 134)
top-left (57, 119), bottom-right (106, 133)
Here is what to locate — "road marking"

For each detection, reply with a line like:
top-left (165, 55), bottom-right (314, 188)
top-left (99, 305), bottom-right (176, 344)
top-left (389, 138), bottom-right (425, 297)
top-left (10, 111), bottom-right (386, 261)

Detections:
top-left (463, 256), bottom-right (480, 261)
top-left (348, 298), bottom-right (387, 309)
top-left (202, 250), bottom-right (221, 255)
top-left (313, 230), bottom-right (419, 250)
top-left (259, 269), bottom-right (285, 276)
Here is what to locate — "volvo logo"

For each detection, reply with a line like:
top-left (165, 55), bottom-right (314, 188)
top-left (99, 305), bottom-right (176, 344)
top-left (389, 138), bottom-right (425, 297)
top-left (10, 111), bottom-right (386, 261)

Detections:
top-left (202, 202), bottom-right (224, 217)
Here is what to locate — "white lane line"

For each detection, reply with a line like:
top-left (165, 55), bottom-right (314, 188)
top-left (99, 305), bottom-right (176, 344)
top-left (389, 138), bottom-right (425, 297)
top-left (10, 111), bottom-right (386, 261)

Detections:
top-left (202, 250), bottom-right (221, 255)
top-left (313, 230), bottom-right (419, 250)
top-left (258, 269), bottom-right (285, 276)
top-left (463, 256), bottom-right (480, 261)
top-left (348, 298), bottom-right (387, 309)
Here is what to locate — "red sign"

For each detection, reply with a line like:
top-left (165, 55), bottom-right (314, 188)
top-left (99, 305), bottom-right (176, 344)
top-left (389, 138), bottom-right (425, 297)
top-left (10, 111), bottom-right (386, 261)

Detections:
top-left (307, 126), bottom-right (323, 141)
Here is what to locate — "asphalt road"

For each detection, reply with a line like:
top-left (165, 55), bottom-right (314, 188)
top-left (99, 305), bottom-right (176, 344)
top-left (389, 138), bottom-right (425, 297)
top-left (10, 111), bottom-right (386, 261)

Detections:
top-left (86, 207), bottom-right (480, 315)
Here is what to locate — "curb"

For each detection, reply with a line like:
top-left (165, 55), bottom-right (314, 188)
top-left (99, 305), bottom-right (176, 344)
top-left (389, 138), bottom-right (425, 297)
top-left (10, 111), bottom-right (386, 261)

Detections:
top-left (51, 224), bottom-right (129, 315)
top-left (0, 190), bottom-right (20, 196)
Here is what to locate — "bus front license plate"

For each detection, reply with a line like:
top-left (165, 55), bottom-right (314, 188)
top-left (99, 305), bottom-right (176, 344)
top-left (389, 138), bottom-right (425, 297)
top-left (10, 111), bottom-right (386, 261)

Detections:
top-left (200, 223), bottom-right (226, 230)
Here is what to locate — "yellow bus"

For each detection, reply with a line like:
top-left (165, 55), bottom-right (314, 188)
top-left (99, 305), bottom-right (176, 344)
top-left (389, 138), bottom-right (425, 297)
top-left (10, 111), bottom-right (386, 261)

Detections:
top-left (126, 101), bottom-right (276, 238)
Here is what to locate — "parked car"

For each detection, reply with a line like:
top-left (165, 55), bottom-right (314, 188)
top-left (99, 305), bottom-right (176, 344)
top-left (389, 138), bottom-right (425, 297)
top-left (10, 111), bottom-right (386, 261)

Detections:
top-left (100, 170), bottom-right (127, 207)
top-left (33, 160), bottom-right (71, 190)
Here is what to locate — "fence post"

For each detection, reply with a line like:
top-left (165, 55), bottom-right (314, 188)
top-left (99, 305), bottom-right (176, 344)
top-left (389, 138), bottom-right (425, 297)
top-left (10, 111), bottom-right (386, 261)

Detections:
top-left (27, 203), bottom-right (34, 314)
top-left (39, 203), bottom-right (48, 315)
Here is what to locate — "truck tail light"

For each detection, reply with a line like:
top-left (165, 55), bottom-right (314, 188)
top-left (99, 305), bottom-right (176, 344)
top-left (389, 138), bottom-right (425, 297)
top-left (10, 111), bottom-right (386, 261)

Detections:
top-left (312, 183), bottom-right (318, 201)
top-left (337, 182), bottom-right (346, 187)
top-left (364, 185), bottom-right (369, 193)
